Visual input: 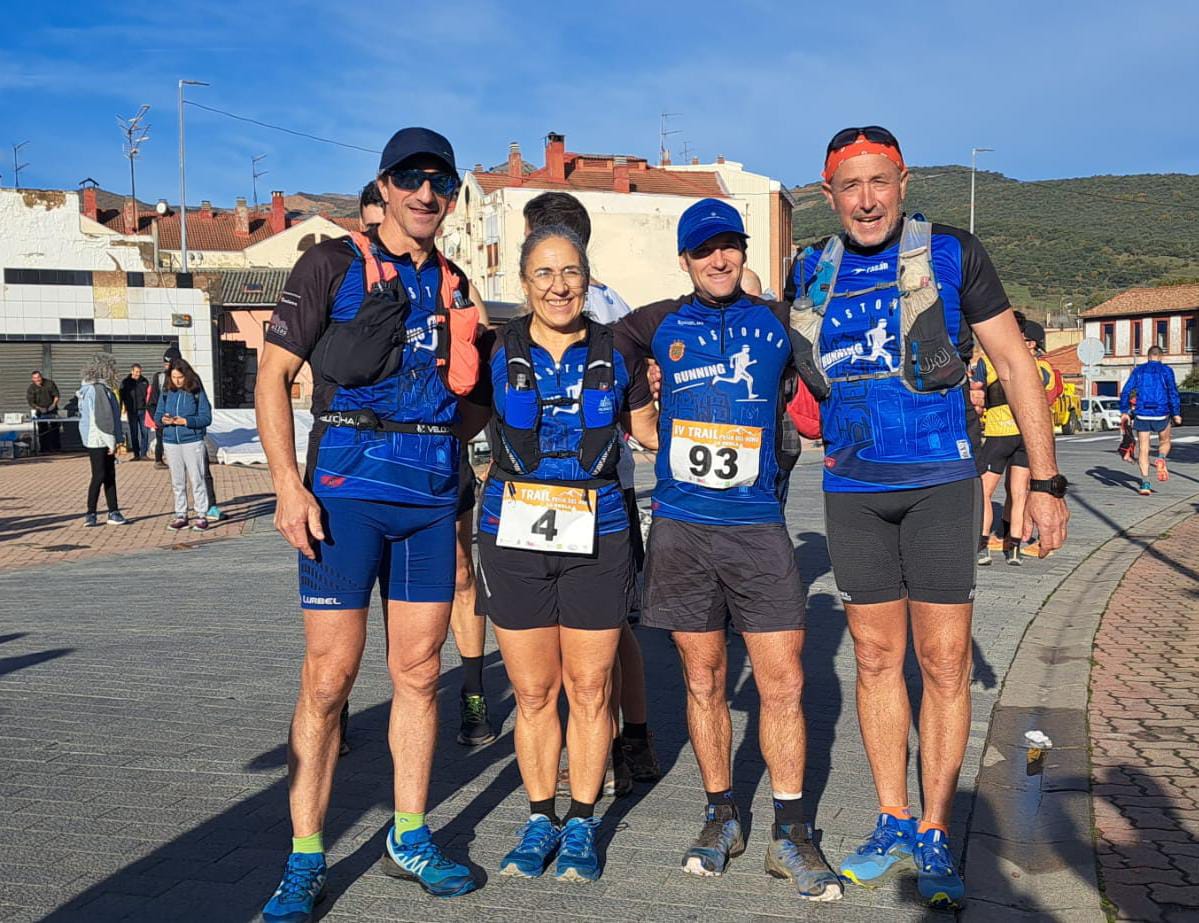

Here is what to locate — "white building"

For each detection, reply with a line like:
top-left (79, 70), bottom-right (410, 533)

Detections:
top-left (0, 187), bottom-right (212, 413)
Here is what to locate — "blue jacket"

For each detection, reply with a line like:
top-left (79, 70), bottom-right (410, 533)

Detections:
top-left (154, 388), bottom-right (212, 444)
top-left (1120, 361), bottom-right (1180, 418)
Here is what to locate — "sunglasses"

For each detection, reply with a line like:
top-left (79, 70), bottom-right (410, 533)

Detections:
top-left (387, 168), bottom-right (459, 197)
top-left (826, 126), bottom-right (902, 157)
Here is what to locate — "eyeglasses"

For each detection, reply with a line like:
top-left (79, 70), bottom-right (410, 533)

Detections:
top-left (528, 267), bottom-right (587, 291)
top-left (826, 126), bottom-right (902, 157)
top-left (386, 168), bottom-right (459, 197)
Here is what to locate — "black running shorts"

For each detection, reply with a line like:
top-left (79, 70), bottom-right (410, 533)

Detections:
top-left (976, 434), bottom-right (1028, 476)
top-left (457, 445), bottom-right (477, 518)
top-left (641, 518), bottom-right (806, 633)
top-left (823, 477), bottom-right (981, 606)
top-left (476, 529), bottom-right (634, 631)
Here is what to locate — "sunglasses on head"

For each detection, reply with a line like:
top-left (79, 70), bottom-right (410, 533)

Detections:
top-left (387, 168), bottom-right (459, 197)
top-left (826, 126), bottom-right (902, 156)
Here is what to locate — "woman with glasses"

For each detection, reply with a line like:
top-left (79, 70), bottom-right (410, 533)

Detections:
top-left (476, 225), bottom-right (658, 882)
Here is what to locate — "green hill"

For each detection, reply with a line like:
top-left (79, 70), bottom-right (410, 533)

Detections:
top-left (790, 168), bottom-right (1199, 320)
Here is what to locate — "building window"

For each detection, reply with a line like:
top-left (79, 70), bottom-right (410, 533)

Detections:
top-left (1186, 317), bottom-right (1195, 353)
top-left (59, 318), bottom-right (95, 337)
top-left (1101, 322), bottom-right (1115, 355)
top-left (1133, 321), bottom-right (1142, 354)
top-left (1156, 319), bottom-right (1168, 351)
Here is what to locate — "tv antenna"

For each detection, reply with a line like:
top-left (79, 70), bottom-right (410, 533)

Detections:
top-left (117, 106), bottom-right (151, 205)
top-left (659, 112), bottom-right (682, 166)
top-left (12, 141), bottom-right (30, 188)
top-left (251, 153), bottom-right (268, 211)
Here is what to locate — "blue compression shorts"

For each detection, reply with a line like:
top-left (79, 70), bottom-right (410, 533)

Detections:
top-left (297, 497), bottom-right (456, 609)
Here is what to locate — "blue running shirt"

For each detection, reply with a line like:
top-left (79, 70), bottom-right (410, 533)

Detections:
top-left (615, 294), bottom-right (795, 525)
top-left (792, 223), bottom-right (1008, 492)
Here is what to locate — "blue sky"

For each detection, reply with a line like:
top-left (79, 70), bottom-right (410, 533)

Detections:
top-left (1, 1), bottom-right (1195, 204)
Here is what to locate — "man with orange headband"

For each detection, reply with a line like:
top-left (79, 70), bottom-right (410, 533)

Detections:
top-left (788, 126), bottom-right (1069, 909)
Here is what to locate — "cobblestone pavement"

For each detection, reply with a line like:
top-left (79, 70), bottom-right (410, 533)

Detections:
top-left (1090, 510), bottom-right (1199, 922)
top-left (0, 454), bottom-right (275, 571)
top-left (0, 434), bottom-right (1195, 921)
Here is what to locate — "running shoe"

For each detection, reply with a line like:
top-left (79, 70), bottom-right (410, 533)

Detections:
top-left (154, 460), bottom-right (168, 470)
top-left (1004, 543), bottom-right (1022, 566)
top-left (207, 505), bottom-right (223, 521)
top-left (458, 692), bottom-right (497, 746)
top-left (261, 851), bottom-right (326, 923)
top-left (192, 518), bottom-right (209, 532)
top-left (838, 813), bottom-right (917, 888)
top-left (555, 816), bottom-right (601, 882)
top-left (622, 734), bottom-right (662, 782)
top-left (765, 822), bottom-right (843, 901)
top-left (167, 517), bottom-right (188, 531)
top-left (500, 815), bottom-right (560, 878)
top-left (106, 511), bottom-right (128, 526)
top-left (1156, 458), bottom-right (1169, 482)
top-left (382, 824), bottom-right (477, 897)
top-left (681, 803), bottom-right (744, 877)
top-left (83, 513), bottom-right (99, 527)
top-left (913, 828), bottom-right (965, 910)
top-left (977, 542), bottom-right (992, 566)
top-left (1139, 480), bottom-right (1153, 496)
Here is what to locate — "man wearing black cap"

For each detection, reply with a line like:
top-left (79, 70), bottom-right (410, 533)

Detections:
top-left (147, 346), bottom-right (181, 469)
top-left (613, 198), bottom-right (842, 901)
top-left (256, 127), bottom-right (488, 920)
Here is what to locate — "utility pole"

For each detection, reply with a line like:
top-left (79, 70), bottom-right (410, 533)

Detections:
top-left (12, 141), bottom-right (29, 188)
top-left (177, 79), bottom-right (209, 274)
top-left (117, 105), bottom-right (151, 207)
top-left (659, 112), bottom-right (682, 166)
top-left (969, 146), bottom-right (994, 235)
top-left (251, 153), bottom-right (268, 211)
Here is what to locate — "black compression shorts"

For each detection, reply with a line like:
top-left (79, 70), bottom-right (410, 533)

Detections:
top-left (976, 434), bottom-right (1028, 476)
top-left (457, 444), bottom-right (477, 517)
top-left (824, 477), bottom-right (981, 606)
top-left (641, 518), bottom-right (805, 633)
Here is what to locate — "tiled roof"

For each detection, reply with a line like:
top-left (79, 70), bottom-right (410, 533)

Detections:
top-left (1042, 343), bottom-right (1083, 376)
top-left (473, 152), bottom-right (725, 198)
top-left (1081, 284), bottom-right (1199, 318)
top-left (214, 269), bottom-right (292, 306)
top-left (95, 209), bottom-right (278, 251)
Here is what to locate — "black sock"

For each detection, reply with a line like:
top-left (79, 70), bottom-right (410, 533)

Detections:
top-left (622, 721), bottom-right (648, 740)
top-left (460, 656), bottom-right (484, 697)
top-left (999, 519), bottom-right (1010, 539)
top-left (705, 788), bottom-right (736, 812)
top-left (612, 738), bottom-right (628, 768)
top-left (772, 794), bottom-right (805, 829)
top-left (978, 534), bottom-right (989, 552)
top-left (530, 798), bottom-right (559, 825)
top-left (564, 798), bottom-right (595, 822)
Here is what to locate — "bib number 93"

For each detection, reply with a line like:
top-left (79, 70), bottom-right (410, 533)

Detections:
top-left (688, 444), bottom-right (739, 481)
top-left (669, 419), bottom-right (762, 489)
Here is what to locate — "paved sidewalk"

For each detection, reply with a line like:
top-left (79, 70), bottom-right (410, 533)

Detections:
top-left (0, 454), bottom-right (275, 571)
top-left (1090, 512), bottom-right (1199, 921)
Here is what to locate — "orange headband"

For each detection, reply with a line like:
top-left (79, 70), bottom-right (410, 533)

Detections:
top-left (822, 137), bottom-right (905, 183)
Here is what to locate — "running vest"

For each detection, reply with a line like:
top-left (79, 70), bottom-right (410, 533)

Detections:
top-left (490, 314), bottom-right (621, 488)
top-left (789, 218), bottom-right (966, 400)
top-left (310, 232), bottom-right (480, 401)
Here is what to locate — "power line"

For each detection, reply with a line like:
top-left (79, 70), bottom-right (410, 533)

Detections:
top-left (183, 100), bottom-right (381, 155)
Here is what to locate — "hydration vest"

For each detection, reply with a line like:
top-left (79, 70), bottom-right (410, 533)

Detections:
top-left (788, 217), bottom-right (967, 400)
top-left (490, 314), bottom-right (621, 488)
top-left (310, 231), bottom-right (480, 399)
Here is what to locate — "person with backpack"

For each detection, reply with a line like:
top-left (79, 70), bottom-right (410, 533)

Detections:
top-left (154, 358), bottom-right (213, 531)
top-left (78, 354), bottom-right (129, 527)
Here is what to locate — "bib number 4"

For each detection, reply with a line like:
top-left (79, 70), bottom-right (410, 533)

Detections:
top-left (497, 482), bottom-right (597, 554)
top-left (669, 420), bottom-right (762, 489)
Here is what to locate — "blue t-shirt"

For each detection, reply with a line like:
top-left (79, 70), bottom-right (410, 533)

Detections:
top-left (267, 235), bottom-right (479, 506)
top-left (478, 334), bottom-right (633, 536)
top-left (792, 223), bottom-right (1008, 492)
top-left (614, 294), bottom-right (795, 525)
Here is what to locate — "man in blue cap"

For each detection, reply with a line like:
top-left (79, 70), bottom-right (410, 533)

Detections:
top-left (255, 127), bottom-right (490, 920)
top-left (613, 198), bottom-right (842, 901)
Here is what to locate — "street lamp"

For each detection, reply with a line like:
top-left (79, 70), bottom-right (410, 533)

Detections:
top-left (177, 79), bottom-right (209, 274)
top-left (970, 146), bottom-right (993, 235)
top-left (1059, 295), bottom-right (1074, 328)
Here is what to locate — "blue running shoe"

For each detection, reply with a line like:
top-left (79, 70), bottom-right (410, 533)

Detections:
top-left (682, 803), bottom-right (745, 877)
top-left (382, 824), bottom-right (478, 897)
top-left (913, 828), bottom-right (965, 910)
top-left (261, 852), bottom-right (326, 923)
top-left (839, 813), bottom-right (917, 888)
top-left (555, 816), bottom-right (601, 882)
top-left (500, 815), bottom-right (561, 878)
top-left (765, 822), bottom-right (843, 901)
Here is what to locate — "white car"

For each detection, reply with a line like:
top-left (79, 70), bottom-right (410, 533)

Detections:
top-left (1080, 397), bottom-right (1122, 431)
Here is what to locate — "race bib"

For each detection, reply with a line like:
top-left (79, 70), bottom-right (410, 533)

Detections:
top-left (669, 419), bottom-right (762, 489)
top-left (497, 482), bottom-right (597, 555)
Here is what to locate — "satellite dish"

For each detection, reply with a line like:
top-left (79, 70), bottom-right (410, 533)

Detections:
top-left (155, 199), bottom-right (169, 216)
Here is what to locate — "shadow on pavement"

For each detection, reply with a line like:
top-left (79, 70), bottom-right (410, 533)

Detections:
top-left (0, 647), bottom-right (73, 678)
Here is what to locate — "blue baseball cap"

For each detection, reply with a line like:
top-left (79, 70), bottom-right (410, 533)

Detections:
top-left (379, 127), bottom-right (457, 175)
top-left (677, 198), bottom-right (749, 253)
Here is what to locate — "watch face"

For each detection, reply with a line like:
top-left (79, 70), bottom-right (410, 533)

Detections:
top-left (1050, 474), bottom-right (1068, 496)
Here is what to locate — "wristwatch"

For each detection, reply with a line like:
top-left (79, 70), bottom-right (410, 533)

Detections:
top-left (1029, 473), bottom-right (1068, 498)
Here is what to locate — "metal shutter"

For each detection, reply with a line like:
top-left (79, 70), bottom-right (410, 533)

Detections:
top-left (109, 342), bottom-right (169, 378)
top-left (47, 342), bottom-right (112, 388)
top-left (0, 343), bottom-right (46, 414)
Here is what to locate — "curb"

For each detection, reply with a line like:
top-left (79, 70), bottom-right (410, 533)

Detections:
top-left (961, 493), bottom-right (1199, 921)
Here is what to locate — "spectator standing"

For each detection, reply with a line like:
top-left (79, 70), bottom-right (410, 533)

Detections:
top-left (77, 355), bottom-right (128, 527)
top-left (27, 370), bottom-right (61, 453)
top-left (119, 364), bottom-right (152, 460)
top-left (154, 358), bottom-right (213, 532)
top-left (147, 346), bottom-right (180, 469)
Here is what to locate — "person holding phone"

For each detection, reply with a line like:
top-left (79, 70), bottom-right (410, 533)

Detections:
top-left (154, 358), bottom-right (213, 532)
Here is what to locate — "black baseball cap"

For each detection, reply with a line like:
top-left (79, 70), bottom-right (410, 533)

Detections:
top-left (379, 128), bottom-right (456, 175)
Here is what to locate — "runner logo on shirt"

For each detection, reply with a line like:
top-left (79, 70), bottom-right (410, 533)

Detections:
top-left (710, 344), bottom-right (759, 400)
